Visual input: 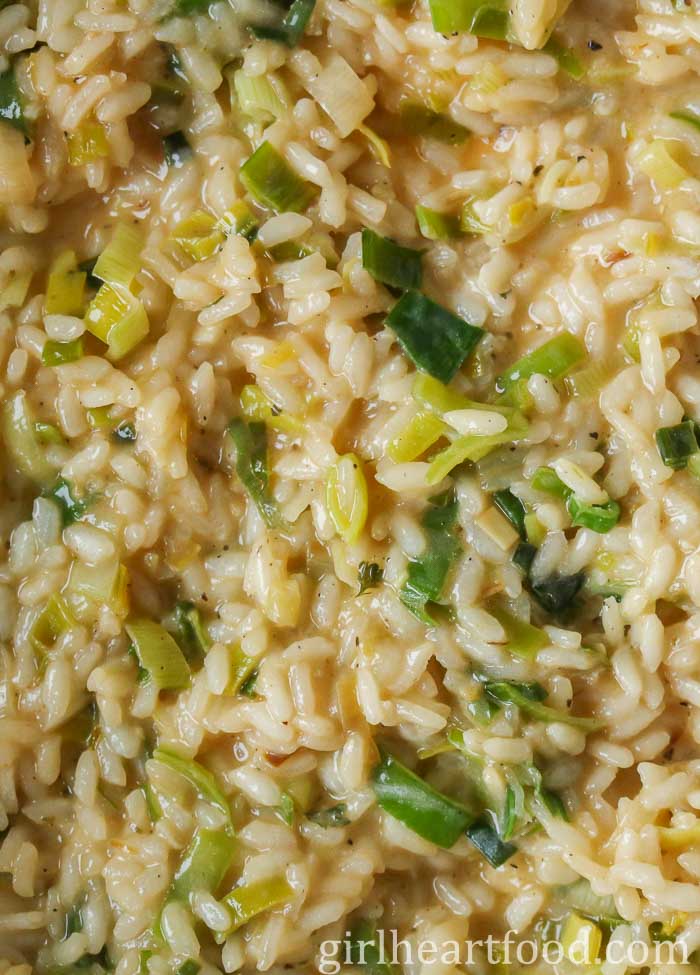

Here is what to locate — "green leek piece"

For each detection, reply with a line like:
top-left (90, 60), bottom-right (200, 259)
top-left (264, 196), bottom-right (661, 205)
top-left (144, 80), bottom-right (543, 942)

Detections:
top-left (415, 205), bottom-right (462, 241)
top-left (42, 338), bottom-right (83, 367)
top-left (35, 421), bottom-right (65, 446)
top-left (401, 492), bottom-right (461, 624)
top-left (487, 602), bottom-right (548, 658)
top-left (492, 489), bottom-right (526, 538)
top-left (307, 803), bottom-right (349, 827)
top-left (1, 390), bottom-right (57, 484)
top-left (0, 67), bottom-right (26, 134)
top-left (326, 453), bottom-right (368, 544)
top-left (152, 747), bottom-right (232, 828)
top-left (361, 229), bottom-right (423, 291)
top-left (388, 410), bottom-right (447, 463)
top-left (531, 571), bottom-right (585, 615)
top-left (30, 594), bottom-right (75, 653)
top-left (232, 69), bottom-right (287, 120)
top-left (172, 601), bottom-right (211, 661)
top-left (227, 418), bottom-right (286, 529)
top-left (398, 100), bottom-right (470, 145)
top-left (221, 200), bottom-right (259, 242)
top-left (223, 875), bottom-right (294, 930)
top-left (43, 478), bottom-right (90, 526)
top-left (159, 828), bottom-right (236, 932)
top-left (386, 290), bottom-right (484, 384)
top-left (92, 223), bottom-right (144, 288)
top-left (428, 0), bottom-right (509, 38)
top-left (466, 818), bottom-right (517, 866)
top-left (45, 251), bottom-right (87, 316)
top-left (496, 333), bottom-right (586, 396)
top-left (656, 420), bottom-right (699, 470)
top-left (176, 961), bottom-right (201, 975)
top-left (426, 410), bottom-right (529, 485)
top-left (0, 268), bottom-right (32, 313)
top-left (227, 644), bottom-right (257, 695)
top-left (557, 878), bottom-right (621, 926)
top-left (240, 141), bottom-right (317, 214)
top-left (543, 37), bottom-right (585, 79)
top-left (84, 283), bottom-right (150, 361)
top-left (567, 496), bottom-right (620, 533)
top-left (484, 680), bottom-right (601, 730)
top-left (164, 131), bottom-right (191, 168)
top-left (69, 559), bottom-right (128, 615)
top-left (125, 619), bottom-right (190, 691)
top-left (250, 0), bottom-right (316, 46)
top-left (67, 122), bottom-right (109, 166)
top-left (349, 920), bottom-right (397, 975)
top-left (357, 561), bottom-right (383, 596)
top-left (372, 751), bottom-right (473, 848)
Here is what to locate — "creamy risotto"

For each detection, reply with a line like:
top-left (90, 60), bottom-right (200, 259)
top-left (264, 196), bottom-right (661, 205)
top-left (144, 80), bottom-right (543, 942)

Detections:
top-left (2, 1), bottom-right (700, 974)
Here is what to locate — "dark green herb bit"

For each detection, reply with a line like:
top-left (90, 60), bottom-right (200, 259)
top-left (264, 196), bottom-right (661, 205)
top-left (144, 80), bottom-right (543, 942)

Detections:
top-left (227, 418), bottom-right (286, 529)
top-left (163, 131), bottom-right (191, 168)
top-left (512, 541), bottom-right (536, 574)
top-left (176, 962), bottom-right (201, 975)
top-left (372, 751), bottom-right (473, 848)
top-left (466, 817), bottom-right (517, 867)
top-left (531, 571), bottom-right (585, 615)
top-left (361, 229), bottom-right (423, 292)
top-left (240, 140), bottom-right (317, 214)
top-left (349, 920), bottom-right (397, 975)
top-left (172, 600), bottom-right (211, 660)
top-left (308, 803), bottom-right (349, 827)
top-left (539, 786), bottom-right (568, 820)
top-left (44, 477), bottom-right (91, 527)
top-left (484, 680), bottom-right (601, 731)
top-left (655, 420), bottom-right (699, 470)
top-left (492, 489), bottom-right (526, 538)
top-left (0, 67), bottom-right (26, 135)
top-left (112, 421), bottom-right (136, 444)
top-left (42, 339), bottom-right (83, 367)
top-left (239, 668), bottom-right (259, 697)
top-left (357, 561), bottom-right (384, 596)
top-left (386, 290), bottom-right (484, 384)
top-left (399, 100), bottom-right (470, 145)
top-left (400, 492), bottom-right (461, 624)
top-left (251, 0), bottom-right (316, 47)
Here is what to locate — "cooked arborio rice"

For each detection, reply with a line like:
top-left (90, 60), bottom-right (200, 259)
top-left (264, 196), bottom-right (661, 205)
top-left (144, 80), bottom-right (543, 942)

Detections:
top-left (4, 0), bottom-right (700, 973)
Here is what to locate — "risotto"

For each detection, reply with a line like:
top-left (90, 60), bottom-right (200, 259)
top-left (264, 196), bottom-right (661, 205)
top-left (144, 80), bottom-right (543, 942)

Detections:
top-left (2, 0), bottom-right (700, 973)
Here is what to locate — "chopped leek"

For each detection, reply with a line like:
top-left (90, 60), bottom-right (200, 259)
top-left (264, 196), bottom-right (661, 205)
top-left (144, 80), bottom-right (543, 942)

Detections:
top-left (656, 421), bottom-right (699, 470)
top-left (386, 291), bottom-right (484, 384)
top-left (250, 0), bottom-right (316, 47)
top-left (544, 37), bottom-right (585, 79)
top-left (492, 489), bottom-right (526, 538)
top-left (487, 601), bottom-right (548, 658)
top-left (636, 140), bottom-right (689, 190)
top-left (232, 69), bottom-right (287, 120)
top-left (159, 828), bottom-right (236, 932)
top-left (176, 962), bottom-right (200, 975)
top-left (92, 223), bottom-right (143, 289)
top-left (152, 747), bottom-right (232, 828)
top-left (361, 229), bottom-right (423, 291)
top-left (44, 477), bottom-right (90, 526)
top-left (85, 284), bottom-right (150, 361)
top-left (349, 920), bottom-right (396, 975)
top-left (0, 67), bottom-right (26, 135)
top-left (164, 131), bottom-right (191, 168)
top-left (398, 101), bottom-right (470, 145)
top-left (466, 818), bottom-right (517, 867)
top-left (388, 410), bottom-right (447, 463)
top-left (172, 210), bottom-right (223, 262)
top-left (307, 803), bottom-right (349, 827)
top-left (240, 384), bottom-right (302, 436)
top-left (372, 751), bottom-right (473, 848)
top-left (125, 619), bottom-right (190, 691)
top-left (513, 541), bottom-right (536, 573)
top-left (170, 601), bottom-right (210, 661)
top-left (358, 124), bottom-right (391, 168)
top-left (1, 391), bottom-right (57, 484)
top-left (484, 680), bottom-right (601, 730)
top-left (42, 338), bottom-right (83, 367)
top-left (670, 109), bottom-right (700, 133)
top-left (240, 141), bottom-right (317, 214)
top-left (69, 559), bottom-right (128, 616)
top-left (532, 466), bottom-right (569, 498)
top-left (0, 268), bottom-right (32, 312)
top-left (30, 594), bottom-right (75, 653)
top-left (568, 496), bottom-right (620, 533)
top-left (557, 878), bottom-right (621, 926)
top-left (113, 420), bottom-right (136, 444)
top-left (496, 333), bottom-right (586, 396)
top-left (221, 200), bottom-right (259, 242)
top-left (45, 251), bottom-right (86, 316)
top-left (326, 453), bottom-right (368, 544)
top-left (35, 421), bottom-right (65, 446)
top-left (564, 358), bottom-right (619, 400)
top-left (223, 875), bottom-right (294, 931)
top-left (531, 571), bottom-right (585, 615)
top-left (426, 410), bottom-right (528, 485)
top-left (401, 492), bottom-right (461, 624)
top-left (227, 418), bottom-right (286, 529)
top-left (461, 200), bottom-right (491, 236)
top-left (227, 644), bottom-right (257, 695)
top-left (561, 913), bottom-right (603, 965)
top-left (428, 0), bottom-right (509, 38)
top-left (357, 561), bottom-right (383, 596)
top-left (67, 122), bottom-right (109, 167)
top-left (415, 205), bottom-right (462, 241)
